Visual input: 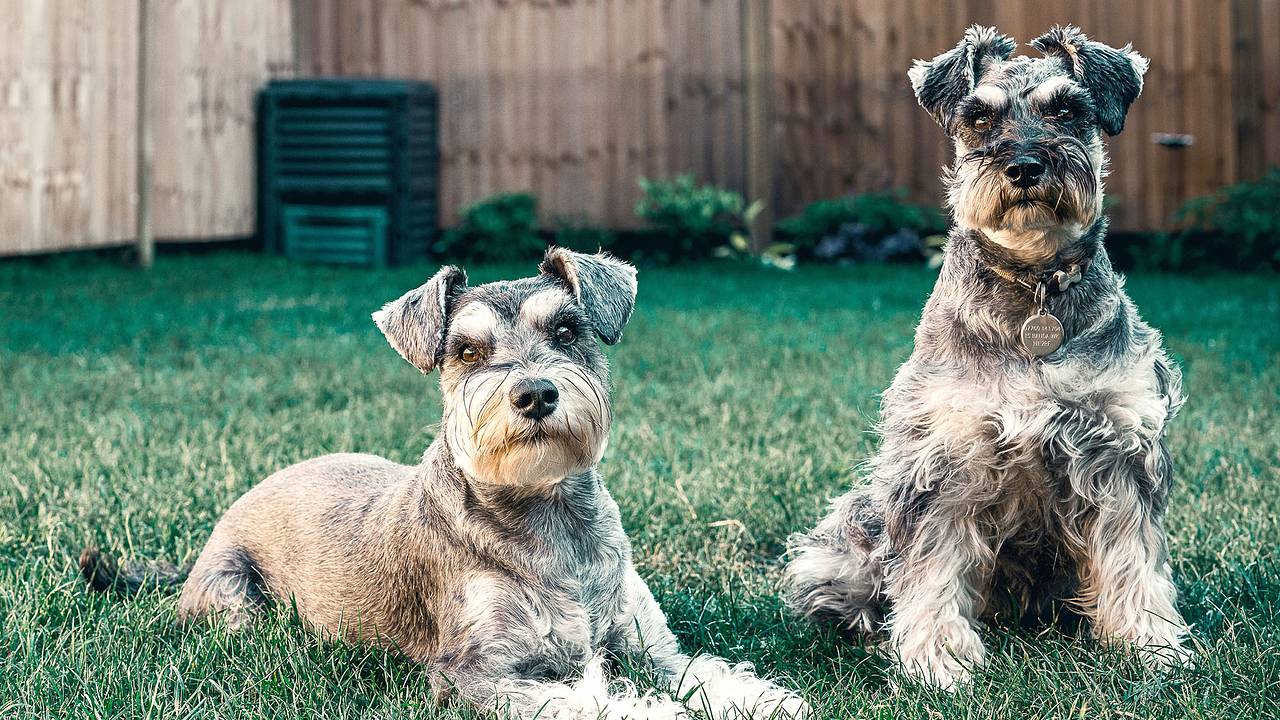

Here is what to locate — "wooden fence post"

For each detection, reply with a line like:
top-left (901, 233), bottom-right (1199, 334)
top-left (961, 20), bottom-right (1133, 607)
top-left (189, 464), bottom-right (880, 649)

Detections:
top-left (742, 0), bottom-right (774, 250)
top-left (136, 0), bottom-right (154, 268)
top-left (1232, 0), bottom-right (1264, 181)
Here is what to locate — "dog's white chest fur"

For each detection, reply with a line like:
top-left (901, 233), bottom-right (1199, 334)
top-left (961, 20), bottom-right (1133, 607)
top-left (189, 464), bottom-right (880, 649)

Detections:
top-left (882, 348), bottom-right (1171, 510)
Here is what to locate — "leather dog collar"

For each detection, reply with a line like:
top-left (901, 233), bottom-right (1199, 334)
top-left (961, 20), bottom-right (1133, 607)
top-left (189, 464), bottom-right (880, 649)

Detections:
top-left (989, 257), bottom-right (1092, 295)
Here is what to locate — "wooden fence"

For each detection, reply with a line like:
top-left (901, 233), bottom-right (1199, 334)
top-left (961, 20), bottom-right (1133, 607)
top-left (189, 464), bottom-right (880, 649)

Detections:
top-left (3, 0), bottom-right (1278, 254)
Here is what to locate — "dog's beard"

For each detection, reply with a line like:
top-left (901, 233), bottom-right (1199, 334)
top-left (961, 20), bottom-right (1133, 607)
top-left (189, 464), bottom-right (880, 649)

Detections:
top-left (443, 364), bottom-right (611, 489)
top-left (948, 139), bottom-right (1103, 260)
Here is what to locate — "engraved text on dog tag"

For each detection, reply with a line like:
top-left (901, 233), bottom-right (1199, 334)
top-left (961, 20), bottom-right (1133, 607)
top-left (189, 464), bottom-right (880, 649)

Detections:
top-left (1021, 311), bottom-right (1064, 357)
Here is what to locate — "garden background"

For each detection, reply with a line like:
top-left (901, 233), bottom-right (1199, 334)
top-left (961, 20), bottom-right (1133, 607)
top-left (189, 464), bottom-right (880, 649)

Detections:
top-left (2, 1), bottom-right (1279, 719)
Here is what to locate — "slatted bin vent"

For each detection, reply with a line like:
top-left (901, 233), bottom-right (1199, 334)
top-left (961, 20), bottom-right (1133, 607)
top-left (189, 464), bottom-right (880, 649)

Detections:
top-left (258, 79), bottom-right (438, 266)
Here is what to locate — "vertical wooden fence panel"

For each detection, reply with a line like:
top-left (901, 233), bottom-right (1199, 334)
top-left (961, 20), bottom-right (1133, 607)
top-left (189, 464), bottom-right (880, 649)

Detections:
top-left (151, 0), bottom-right (294, 242)
top-left (0, 0), bottom-right (290, 254)
top-left (0, 0), bottom-right (138, 253)
top-left (1261, 0), bottom-right (1280, 170)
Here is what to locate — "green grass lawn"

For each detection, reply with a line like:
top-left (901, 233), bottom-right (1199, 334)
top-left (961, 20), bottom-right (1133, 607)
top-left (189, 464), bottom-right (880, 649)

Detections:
top-left (2, 252), bottom-right (1278, 719)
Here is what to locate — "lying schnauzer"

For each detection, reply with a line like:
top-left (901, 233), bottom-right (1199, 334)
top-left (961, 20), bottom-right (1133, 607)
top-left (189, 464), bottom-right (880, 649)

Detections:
top-left (784, 26), bottom-right (1190, 688)
top-left (83, 248), bottom-right (806, 719)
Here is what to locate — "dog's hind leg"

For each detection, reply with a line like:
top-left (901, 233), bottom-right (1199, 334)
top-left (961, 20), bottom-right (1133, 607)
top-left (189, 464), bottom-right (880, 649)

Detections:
top-left (782, 487), bottom-right (885, 634)
top-left (176, 541), bottom-right (268, 631)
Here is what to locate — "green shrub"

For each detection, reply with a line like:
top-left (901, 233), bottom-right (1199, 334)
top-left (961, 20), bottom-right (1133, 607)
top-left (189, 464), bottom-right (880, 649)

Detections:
top-left (1167, 168), bottom-right (1280, 271)
top-left (634, 175), bottom-right (752, 263)
top-left (434, 193), bottom-right (543, 263)
top-left (778, 191), bottom-right (947, 262)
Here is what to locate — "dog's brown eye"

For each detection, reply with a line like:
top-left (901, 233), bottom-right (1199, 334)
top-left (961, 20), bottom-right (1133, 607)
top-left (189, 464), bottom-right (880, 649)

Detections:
top-left (554, 326), bottom-right (576, 344)
top-left (1052, 107), bottom-right (1074, 120)
top-left (460, 346), bottom-right (480, 364)
top-left (973, 115), bottom-right (992, 131)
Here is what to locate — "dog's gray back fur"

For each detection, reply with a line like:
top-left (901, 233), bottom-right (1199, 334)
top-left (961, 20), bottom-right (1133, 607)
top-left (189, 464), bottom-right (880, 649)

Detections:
top-left (784, 26), bottom-right (1190, 689)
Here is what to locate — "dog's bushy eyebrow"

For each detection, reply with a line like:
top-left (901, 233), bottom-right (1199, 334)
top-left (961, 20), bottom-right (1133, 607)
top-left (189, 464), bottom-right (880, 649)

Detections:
top-left (447, 300), bottom-right (502, 337)
top-left (1032, 84), bottom-right (1089, 108)
top-left (956, 96), bottom-right (1003, 119)
top-left (516, 287), bottom-right (576, 326)
top-left (445, 328), bottom-right (495, 351)
top-left (546, 306), bottom-right (589, 332)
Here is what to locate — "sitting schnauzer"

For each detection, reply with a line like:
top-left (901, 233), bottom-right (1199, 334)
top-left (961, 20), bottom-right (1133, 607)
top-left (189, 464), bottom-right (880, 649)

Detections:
top-left (83, 248), bottom-right (807, 719)
top-left (784, 26), bottom-right (1190, 688)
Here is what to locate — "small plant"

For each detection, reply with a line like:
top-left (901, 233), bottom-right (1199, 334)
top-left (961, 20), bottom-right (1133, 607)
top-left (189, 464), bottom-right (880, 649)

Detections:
top-left (1168, 168), bottom-right (1280, 271)
top-left (778, 191), bottom-right (947, 263)
top-left (634, 175), bottom-right (752, 263)
top-left (434, 193), bottom-right (543, 262)
top-left (711, 201), bottom-right (796, 270)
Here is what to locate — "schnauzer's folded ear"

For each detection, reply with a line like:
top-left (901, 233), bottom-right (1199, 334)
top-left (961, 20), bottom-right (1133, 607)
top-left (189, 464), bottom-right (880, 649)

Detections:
top-left (909, 25), bottom-right (1017, 126)
top-left (372, 265), bottom-right (468, 373)
top-left (539, 247), bottom-right (637, 345)
top-left (1031, 25), bottom-right (1148, 135)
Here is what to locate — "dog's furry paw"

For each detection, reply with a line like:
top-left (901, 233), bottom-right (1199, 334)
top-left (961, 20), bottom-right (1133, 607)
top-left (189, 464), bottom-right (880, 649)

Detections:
top-left (675, 656), bottom-right (809, 719)
top-left (1133, 634), bottom-right (1195, 672)
top-left (495, 653), bottom-right (689, 720)
top-left (893, 626), bottom-right (986, 691)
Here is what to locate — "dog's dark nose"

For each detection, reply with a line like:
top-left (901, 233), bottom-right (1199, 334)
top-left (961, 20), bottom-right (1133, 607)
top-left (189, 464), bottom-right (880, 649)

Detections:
top-left (1004, 157), bottom-right (1046, 189)
top-left (510, 378), bottom-right (559, 420)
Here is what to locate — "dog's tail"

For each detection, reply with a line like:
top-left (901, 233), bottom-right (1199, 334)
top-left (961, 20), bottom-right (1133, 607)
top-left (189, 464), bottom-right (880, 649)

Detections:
top-left (79, 547), bottom-right (189, 595)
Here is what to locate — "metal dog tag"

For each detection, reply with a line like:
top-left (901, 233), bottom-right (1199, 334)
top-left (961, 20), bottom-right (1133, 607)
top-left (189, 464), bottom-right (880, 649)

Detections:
top-left (1021, 311), bottom-right (1064, 357)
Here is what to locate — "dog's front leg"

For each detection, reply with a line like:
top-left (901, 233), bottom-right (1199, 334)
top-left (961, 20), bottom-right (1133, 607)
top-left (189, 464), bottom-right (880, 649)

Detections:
top-left (1077, 507), bottom-right (1189, 667)
top-left (615, 568), bottom-right (809, 719)
top-left (883, 504), bottom-right (991, 689)
top-left (1067, 465), bottom-right (1190, 667)
top-left (1054, 416), bottom-right (1191, 669)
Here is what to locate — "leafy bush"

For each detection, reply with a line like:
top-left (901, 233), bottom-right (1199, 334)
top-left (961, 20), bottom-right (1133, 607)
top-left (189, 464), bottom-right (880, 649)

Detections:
top-left (434, 193), bottom-right (543, 263)
top-left (1167, 168), bottom-right (1280, 271)
top-left (634, 175), bottom-right (753, 263)
top-left (778, 191), bottom-right (947, 263)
